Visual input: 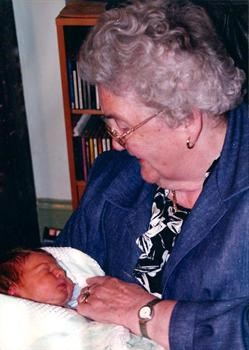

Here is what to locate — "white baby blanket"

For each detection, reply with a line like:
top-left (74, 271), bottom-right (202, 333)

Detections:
top-left (0, 247), bottom-right (163, 350)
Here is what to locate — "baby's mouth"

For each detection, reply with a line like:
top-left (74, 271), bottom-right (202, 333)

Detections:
top-left (57, 281), bottom-right (67, 289)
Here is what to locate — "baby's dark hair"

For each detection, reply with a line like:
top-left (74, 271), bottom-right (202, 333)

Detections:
top-left (0, 248), bottom-right (52, 295)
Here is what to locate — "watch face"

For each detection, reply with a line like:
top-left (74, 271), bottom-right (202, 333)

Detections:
top-left (139, 305), bottom-right (152, 320)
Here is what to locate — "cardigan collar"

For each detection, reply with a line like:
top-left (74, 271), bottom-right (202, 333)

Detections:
top-left (216, 102), bottom-right (249, 201)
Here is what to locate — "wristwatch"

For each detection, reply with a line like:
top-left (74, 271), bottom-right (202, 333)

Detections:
top-left (138, 298), bottom-right (162, 339)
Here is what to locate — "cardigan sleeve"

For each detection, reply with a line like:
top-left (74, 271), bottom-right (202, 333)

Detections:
top-left (169, 298), bottom-right (249, 350)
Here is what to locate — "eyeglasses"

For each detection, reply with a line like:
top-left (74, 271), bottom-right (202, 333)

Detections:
top-left (105, 110), bottom-right (162, 147)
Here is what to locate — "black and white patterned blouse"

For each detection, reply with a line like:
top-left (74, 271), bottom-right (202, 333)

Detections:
top-left (133, 188), bottom-right (190, 297)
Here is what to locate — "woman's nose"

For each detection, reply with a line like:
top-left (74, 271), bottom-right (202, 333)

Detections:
top-left (112, 139), bottom-right (125, 151)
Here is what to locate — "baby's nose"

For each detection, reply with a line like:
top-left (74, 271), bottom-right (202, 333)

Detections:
top-left (54, 268), bottom-right (65, 278)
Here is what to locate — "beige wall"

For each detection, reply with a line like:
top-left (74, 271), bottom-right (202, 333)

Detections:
top-left (12, 0), bottom-right (71, 201)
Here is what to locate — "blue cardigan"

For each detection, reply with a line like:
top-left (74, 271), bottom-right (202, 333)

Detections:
top-left (57, 103), bottom-right (249, 349)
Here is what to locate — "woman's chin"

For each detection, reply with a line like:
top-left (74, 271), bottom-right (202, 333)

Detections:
top-left (140, 164), bottom-right (160, 184)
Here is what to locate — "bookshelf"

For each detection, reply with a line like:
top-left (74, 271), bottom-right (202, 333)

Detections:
top-left (56, 1), bottom-right (109, 209)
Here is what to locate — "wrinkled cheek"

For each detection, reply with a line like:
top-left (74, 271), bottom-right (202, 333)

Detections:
top-left (125, 140), bottom-right (148, 158)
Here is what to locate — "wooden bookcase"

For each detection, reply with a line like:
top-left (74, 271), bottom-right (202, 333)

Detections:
top-left (56, 2), bottom-right (106, 209)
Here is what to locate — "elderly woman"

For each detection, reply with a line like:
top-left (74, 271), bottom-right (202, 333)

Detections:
top-left (56, 0), bottom-right (248, 349)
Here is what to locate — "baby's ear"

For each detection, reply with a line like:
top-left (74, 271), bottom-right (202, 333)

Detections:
top-left (8, 285), bottom-right (17, 296)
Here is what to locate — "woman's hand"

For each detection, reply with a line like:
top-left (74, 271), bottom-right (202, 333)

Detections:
top-left (76, 276), bottom-right (176, 349)
top-left (77, 276), bottom-right (153, 330)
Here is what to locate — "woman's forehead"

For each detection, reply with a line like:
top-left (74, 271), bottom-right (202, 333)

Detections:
top-left (98, 85), bottom-right (153, 121)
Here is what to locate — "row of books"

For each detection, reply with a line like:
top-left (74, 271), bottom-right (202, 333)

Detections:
top-left (67, 59), bottom-right (100, 110)
top-left (73, 115), bottom-right (112, 181)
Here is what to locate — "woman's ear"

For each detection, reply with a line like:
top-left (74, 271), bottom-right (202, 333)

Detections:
top-left (183, 108), bottom-right (203, 145)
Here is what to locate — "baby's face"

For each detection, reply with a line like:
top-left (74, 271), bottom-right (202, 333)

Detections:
top-left (12, 252), bottom-right (74, 306)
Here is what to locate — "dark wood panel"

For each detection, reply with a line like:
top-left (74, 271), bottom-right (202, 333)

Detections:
top-left (0, 0), bottom-right (40, 252)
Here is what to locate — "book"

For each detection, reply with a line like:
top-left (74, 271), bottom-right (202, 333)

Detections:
top-left (73, 136), bottom-right (84, 180)
top-left (72, 69), bottom-right (79, 109)
top-left (82, 79), bottom-right (88, 109)
top-left (67, 59), bottom-right (75, 109)
top-left (86, 81), bottom-right (91, 109)
top-left (81, 137), bottom-right (88, 181)
top-left (90, 84), bottom-right (97, 109)
top-left (76, 61), bottom-right (83, 109)
top-left (95, 85), bottom-right (100, 109)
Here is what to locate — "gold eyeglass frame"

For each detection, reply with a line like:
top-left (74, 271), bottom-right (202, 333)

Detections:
top-left (105, 110), bottom-right (162, 147)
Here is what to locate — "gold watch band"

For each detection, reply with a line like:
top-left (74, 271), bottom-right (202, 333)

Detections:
top-left (140, 319), bottom-right (150, 338)
top-left (138, 298), bottom-right (162, 339)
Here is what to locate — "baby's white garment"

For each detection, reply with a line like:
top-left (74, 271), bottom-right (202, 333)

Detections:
top-left (67, 282), bottom-right (82, 308)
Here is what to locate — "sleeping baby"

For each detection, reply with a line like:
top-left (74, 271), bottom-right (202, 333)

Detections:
top-left (0, 247), bottom-right (80, 307)
top-left (0, 247), bottom-right (163, 350)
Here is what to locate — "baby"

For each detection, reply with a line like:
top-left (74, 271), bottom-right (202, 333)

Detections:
top-left (0, 248), bottom-right (78, 307)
